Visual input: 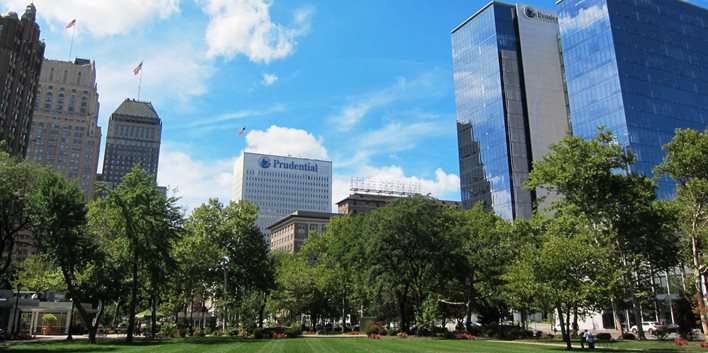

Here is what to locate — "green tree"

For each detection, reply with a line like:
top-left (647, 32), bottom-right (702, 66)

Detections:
top-left (446, 202), bottom-right (515, 331)
top-left (102, 166), bottom-right (183, 342)
top-left (505, 212), bottom-right (607, 350)
top-left (12, 254), bottom-right (65, 294)
top-left (0, 151), bottom-right (38, 278)
top-left (363, 195), bottom-right (463, 332)
top-left (301, 215), bottom-right (366, 333)
top-left (27, 169), bottom-right (105, 342)
top-left (526, 127), bottom-right (679, 339)
top-left (655, 128), bottom-right (708, 339)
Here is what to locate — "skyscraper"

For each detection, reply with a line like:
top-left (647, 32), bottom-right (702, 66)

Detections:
top-left (102, 99), bottom-right (162, 185)
top-left (26, 58), bottom-right (101, 201)
top-left (232, 152), bottom-right (332, 245)
top-left (0, 4), bottom-right (44, 158)
top-left (557, 0), bottom-right (708, 198)
top-left (451, 2), bottom-right (569, 220)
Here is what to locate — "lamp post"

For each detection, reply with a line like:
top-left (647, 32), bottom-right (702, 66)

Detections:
top-left (11, 282), bottom-right (21, 335)
top-left (67, 298), bottom-right (74, 340)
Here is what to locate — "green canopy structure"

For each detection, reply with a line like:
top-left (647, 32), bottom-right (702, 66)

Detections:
top-left (135, 309), bottom-right (164, 318)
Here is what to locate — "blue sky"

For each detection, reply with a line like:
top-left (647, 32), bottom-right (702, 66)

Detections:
top-left (5, 0), bottom-right (706, 211)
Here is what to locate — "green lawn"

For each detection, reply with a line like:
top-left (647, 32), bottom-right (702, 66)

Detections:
top-left (0, 337), bottom-right (701, 353)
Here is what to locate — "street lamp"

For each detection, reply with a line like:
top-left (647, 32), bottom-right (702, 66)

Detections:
top-left (67, 298), bottom-right (74, 341)
top-left (11, 282), bottom-right (21, 335)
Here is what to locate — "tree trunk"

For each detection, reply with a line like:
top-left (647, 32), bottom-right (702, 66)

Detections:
top-left (557, 305), bottom-right (572, 350)
top-left (189, 290), bottom-right (195, 335)
top-left (126, 259), bottom-right (139, 343)
top-left (150, 292), bottom-right (157, 339)
top-left (465, 277), bottom-right (474, 332)
top-left (572, 303), bottom-right (579, 333)
top-left (341, 296), bottom-right (346, 334)
top-left (258, 292), bottom-right (266, 329)
top-left (690, 225), bottom-right (708, 341)
top-left (627, 270), bottom-right (646, 339)
top-left (611, 298), bottom-right (624, 339)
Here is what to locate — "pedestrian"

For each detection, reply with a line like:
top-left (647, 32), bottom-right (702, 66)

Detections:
top-left (584, 330), bottom-right (595, 350)
top-left (580, 329), bottom-right (587, 349)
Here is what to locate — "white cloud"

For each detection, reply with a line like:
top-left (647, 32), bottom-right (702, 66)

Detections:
top-left (330, 72), bottom-right (443, 131)
top-left (245, 125), bottom-right (328, 160)
top-left (157, 147), bottom-right (234, 211)
top-left (200, 0), bottom-right (313, 63)
top-left (358, 121), bottom-right (449, 152)
top-left (6, 0), bottom-right (180, 37)
top-left (558, 4), bottom-right (608, 32)
top-left (174, 104), bottom-right (285, 130)
top-left (262, 73), bottom-right (278, 86)
top-left (96, 42), bottom-right (214, 118)
top-left (332, 165), bottom-right (460, 211)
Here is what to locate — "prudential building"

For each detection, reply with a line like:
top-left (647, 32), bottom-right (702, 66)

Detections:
top-left (232, 152), bottom-right (332, 245)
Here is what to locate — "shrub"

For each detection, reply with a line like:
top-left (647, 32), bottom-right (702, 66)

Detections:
top-left (456, 332), bottom-right (476, 340)
top-left (700, 342), bottom-right (708, 348)
top-left (41, 313), bottom-right (58, 325)
top-left (193, 328), bottom-right (206, 337)
top-left (534, 330), bottom-right (543, 339)
top-left (368, 333), bottom-right (381, 339)
top-left (286, 326), bottom-right (301, 338)
top-left (380, 328), bottom-right (388, 336)
top-left (397, 332), bottom-right (408, 339)
top-left (228, 328), bottom-right (239, 336)
top-left (214, 329), bottom-right (224, 336)
top-left (253, 328), bottom-right (265, 339)
top-left (348, 330), bottom-right (360, 335)
top-left (675, 338), bottom-right (688, 346)
top-left (653, 327), bottom-right (669, 340)
top-left (595, 332), bottom-right (612, 341)
top-left (273, 333), bottom-right (288, 339)
top-left (365, 323), bottom-right (381, 336)
top-left (387, 328), bottom-right (397, 336)
top-left (160, 323), bottom-right (177, 337)
top-left (623, 333), bottom-right (636, 340)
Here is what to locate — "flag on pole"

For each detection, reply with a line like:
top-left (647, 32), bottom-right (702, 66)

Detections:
top-left (238, 127), bottom-right (246, 135)
top-left (133, 61), bottom-right (143, 75)
top-left (65, 19), bottom-right (76, 29)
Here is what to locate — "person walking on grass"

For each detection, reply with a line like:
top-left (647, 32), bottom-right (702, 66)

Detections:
top-left (580, 329), bottom-right (587, 349)
top-left (584, 330), bottom-right (595, 350)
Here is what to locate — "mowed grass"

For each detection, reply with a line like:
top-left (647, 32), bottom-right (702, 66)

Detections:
top-left (0, 337), bottom-right (702, 353)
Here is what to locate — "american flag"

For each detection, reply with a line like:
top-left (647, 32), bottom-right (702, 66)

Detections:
top-left (238, 127), bottom-right (246, 135)
top-left (133, 61), bottom-right (143, 75)
top-left (65, 19), bottom-right (76, 29)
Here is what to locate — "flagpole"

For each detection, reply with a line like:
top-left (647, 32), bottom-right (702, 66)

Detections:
top-left (137, 63), bottom-right (143, 101)
top-left (68, 23), bottom-right (76, 60)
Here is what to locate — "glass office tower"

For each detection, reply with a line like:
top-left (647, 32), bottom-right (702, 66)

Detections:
top-left (558, 0), bottom-right (708, 198)
top-left (452, 3), bottom-right (569, 220)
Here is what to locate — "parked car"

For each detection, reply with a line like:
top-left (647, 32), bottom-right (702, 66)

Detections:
top-left (662, 323), bottom-right (679, 333)
top-left (630, 322), bottom-right (660, 334)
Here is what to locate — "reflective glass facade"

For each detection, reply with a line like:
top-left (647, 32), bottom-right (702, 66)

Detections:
top-left (452, 3), bottom-right (568, 220)
top-left (559, 0), bottom-right (708, 198)
top-left (453, 3), bottom-right (531, 220)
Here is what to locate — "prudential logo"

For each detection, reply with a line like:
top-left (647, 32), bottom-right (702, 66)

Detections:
top-left (524, 6), bottom-right (537, 19)
top-left (259, 156), bottom-right (271, 169)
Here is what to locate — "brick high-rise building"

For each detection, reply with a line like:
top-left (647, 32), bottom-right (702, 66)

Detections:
top-left (26, 58), bottom-right (101, 200)
top-left (0, 4), bottom-right (44, 158)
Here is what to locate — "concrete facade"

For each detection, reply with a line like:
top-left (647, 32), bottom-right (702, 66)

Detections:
top-left (268, 211), bottom-right (340, 253)
top-left (102, 99), bottom-right (161, 185)
top-left (232, 152), bottom-right (332, 244)
top-left (0, 4), bottom-right (44, 158)
top-left (26, 58), bottom-right (101, 201)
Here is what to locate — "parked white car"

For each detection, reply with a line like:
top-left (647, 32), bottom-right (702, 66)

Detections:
top-left (630, 322), bottom-right (660, 334)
